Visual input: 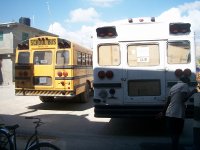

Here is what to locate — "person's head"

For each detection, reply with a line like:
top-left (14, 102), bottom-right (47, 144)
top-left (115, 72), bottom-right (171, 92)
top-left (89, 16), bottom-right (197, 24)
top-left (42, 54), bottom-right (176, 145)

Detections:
top-left (180, 76), bottom-right (190, 84)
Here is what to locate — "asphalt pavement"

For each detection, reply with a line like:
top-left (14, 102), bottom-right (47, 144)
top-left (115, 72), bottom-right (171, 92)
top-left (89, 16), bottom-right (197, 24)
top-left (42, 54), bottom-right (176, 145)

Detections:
top-left (0, 84), bottom-right (194, 150)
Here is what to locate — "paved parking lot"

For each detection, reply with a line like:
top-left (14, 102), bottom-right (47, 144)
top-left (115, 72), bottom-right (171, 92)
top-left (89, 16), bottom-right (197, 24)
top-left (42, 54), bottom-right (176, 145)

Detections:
top-left (0, 84), bottom-right (194, 150)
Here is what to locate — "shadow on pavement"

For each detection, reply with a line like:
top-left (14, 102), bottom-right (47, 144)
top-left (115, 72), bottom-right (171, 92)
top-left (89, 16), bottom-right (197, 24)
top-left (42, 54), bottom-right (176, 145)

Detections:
top-left (140, 142), bottom-right (193, 150)
top-left (27, 96), bottom-right (94, 111)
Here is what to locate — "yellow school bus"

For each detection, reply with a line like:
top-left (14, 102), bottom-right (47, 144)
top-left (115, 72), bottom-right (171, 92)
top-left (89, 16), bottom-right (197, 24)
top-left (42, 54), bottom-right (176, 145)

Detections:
top-left (15, 36), bottom-right (93, 103)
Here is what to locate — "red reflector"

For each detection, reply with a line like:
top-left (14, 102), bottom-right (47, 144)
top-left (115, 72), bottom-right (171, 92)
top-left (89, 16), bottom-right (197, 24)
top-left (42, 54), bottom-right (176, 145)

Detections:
top-left (98, 71), bottom-right (105, 79)
top-left (183, 68), bottom-right (191, 77)
top-left (175, 69), bottom-right (183, 77)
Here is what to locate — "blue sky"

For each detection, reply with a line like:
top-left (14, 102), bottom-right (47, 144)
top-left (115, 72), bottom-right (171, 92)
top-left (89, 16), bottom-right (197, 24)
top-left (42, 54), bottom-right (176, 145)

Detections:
top-left (1, 0), bottom-right (200, 47)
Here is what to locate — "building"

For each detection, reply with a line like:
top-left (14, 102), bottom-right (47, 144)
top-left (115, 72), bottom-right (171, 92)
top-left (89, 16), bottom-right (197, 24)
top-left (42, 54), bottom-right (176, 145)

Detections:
top-left (0, 18), bottom-right (57, 86)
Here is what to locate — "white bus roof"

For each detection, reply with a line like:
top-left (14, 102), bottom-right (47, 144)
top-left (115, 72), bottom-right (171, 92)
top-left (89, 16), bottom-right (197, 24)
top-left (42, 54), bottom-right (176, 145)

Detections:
top-left (94, 18), bottom-right (194, 42)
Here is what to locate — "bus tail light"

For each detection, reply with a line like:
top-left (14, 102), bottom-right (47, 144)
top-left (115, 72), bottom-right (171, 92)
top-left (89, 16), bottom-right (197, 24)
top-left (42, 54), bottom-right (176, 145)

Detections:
top-left (98, 71), bottom-right (106, 79)
top-left (18, 71), bottom-right (28, 77)
top-left (63, 71), bottom-right (68, 77)
top-left (57, 71), bottom-right (62, 77)
top-left (183, 68), bottom-right (191, 77)
top-left (106, 70), bottom-right (113, 79)
top-left (23, 71), bottom-right (28, 77)
top-left (175, 69), bottom-right (183, 77)
top-left (175, 68), bottom-right (191, 77)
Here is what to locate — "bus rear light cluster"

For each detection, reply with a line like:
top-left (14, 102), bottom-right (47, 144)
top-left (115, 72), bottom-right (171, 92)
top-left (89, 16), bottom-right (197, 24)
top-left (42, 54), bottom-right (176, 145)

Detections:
top-left (18, 43), bottom-right (29, 50)
top-left (57, 71), bottom-right (68, 77)
top-left (170, 23), bottom-right (191, 34)
top-left (98, 70), bottom-right (114, 79)
top-left (18, 71), bottom-right (29, 77)
top-left (175, 68), bottom-right (191, 77)
top-left (96, 26), bottom-right (117, 38)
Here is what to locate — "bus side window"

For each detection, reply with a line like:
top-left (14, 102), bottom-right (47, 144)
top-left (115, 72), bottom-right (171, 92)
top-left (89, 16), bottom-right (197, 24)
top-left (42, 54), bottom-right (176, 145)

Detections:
top-left (167, 40), bottom-right (190, 64)
top-left (82, 53), bottom-right (86, 65)
top-left (88, 55), bottom-right (92, 66)
top-left (86, 54), bottom-right (89, 65)
top-left (77, 52), bottom-right (82, 65)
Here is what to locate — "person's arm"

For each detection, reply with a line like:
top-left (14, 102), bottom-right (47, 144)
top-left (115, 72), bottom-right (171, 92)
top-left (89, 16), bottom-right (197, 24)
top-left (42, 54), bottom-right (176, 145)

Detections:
top-left (182, 89), bottom-right (198, 102)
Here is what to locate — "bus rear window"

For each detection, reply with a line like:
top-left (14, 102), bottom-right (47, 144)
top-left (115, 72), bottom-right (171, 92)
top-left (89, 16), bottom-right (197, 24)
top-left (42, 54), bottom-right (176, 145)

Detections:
top-left (34, 51), bottom-right (52, 65)
top-left (18, 52), bottom-right (30, 64)
top-left (56, 50), bottom-right (69, 65)
top-left (167, 40), bottom-right (190, 64)
top-left (128, 43), bottom-right (159, 67)
top-left (98, 44), bottom-right (120, 66)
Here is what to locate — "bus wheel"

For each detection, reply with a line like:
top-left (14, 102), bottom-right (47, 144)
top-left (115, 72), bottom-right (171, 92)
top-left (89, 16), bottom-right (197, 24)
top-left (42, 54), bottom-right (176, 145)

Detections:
top-left (80, 83), bottom-right (90, 103)
top-left (39, 96), bottom-right (54, 103)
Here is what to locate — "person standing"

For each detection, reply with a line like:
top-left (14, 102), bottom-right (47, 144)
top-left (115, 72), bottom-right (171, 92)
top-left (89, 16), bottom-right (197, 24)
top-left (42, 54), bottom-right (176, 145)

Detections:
top-left (161, 76), bottom-right (197, 150)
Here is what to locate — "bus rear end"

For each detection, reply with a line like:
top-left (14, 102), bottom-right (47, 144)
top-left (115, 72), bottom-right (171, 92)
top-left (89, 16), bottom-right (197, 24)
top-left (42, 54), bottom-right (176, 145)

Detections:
top-left (93, 18), bottom-right (197, 118)
top-left (15, 36), bottom-right (93, 103)
top-left (15, 36), bottom-right (75, 101)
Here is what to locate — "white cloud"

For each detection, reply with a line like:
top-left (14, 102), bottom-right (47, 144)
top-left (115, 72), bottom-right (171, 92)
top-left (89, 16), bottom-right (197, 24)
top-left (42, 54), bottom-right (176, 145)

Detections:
top-left (157, 1), bottom-right (200, 34)
top-left (88, 0), bottom-right (121, 7)
top-left (48, 22), bottom-right (94, 48)
top-left (66, 7), bottom-right (100, 23)
top-left (48, 22), bottom-right (68, 37)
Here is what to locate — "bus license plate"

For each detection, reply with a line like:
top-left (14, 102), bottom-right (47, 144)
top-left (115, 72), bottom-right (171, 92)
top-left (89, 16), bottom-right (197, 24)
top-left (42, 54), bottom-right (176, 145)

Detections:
top-left (39, 77), bottom-right (47, 84)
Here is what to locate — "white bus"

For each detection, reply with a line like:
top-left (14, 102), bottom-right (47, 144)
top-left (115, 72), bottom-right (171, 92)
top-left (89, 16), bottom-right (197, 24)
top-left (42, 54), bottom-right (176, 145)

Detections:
top-left (92, 17), bottom-right (197, 118)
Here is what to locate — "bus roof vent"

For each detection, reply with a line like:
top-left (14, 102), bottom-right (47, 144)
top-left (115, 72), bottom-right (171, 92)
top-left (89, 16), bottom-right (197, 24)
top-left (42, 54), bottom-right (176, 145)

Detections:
top-left (169, 23), bottom-right (191, 34)
top-left (96, 26), bottom-right (117, 38)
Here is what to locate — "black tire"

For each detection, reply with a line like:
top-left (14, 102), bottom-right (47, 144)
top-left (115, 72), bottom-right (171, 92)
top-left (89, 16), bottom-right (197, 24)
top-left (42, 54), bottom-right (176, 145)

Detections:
top-left (28, 142), bottom-right (60, 150)
top-left (80, 82), bottom-right (90, 103)
top-left (0, 129), bottom-right (14, 150)
top-left (39, 96), bottom-right (54, 103)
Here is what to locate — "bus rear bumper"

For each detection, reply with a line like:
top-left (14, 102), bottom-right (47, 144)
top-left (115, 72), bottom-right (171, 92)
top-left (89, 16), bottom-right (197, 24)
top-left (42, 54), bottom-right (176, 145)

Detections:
top-left (94, 104), bottom-right (194, 118)
top-left (15, 89), bottom-right (76, 97)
